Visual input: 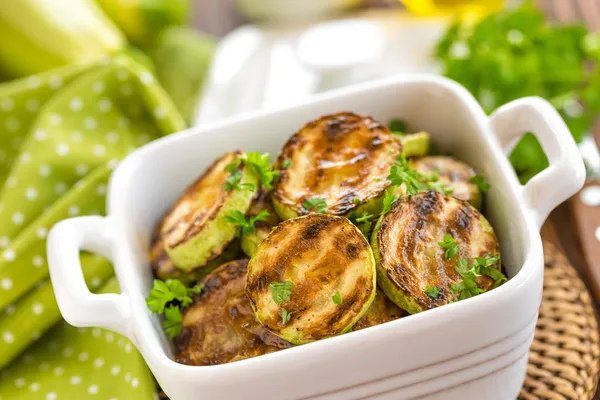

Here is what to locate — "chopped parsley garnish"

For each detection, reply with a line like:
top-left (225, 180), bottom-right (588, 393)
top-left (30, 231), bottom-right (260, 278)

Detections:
top-left (269, 281), bottom-right (293, 305)
top-left (241, 152), bottom-right (279, 189)
top-left (223, 159), bottom-right (255, 191)
top-left (282, 159), bottom-right (291, 169)
top-left (352, 197), bottom-right (361, 205)
top-left (225, 209), bottom-right (270, 236)
top-left (451, 252), bottom-right (506, 301)
top-left (425, 286), bottom-right (441, 299)
top-left (146, 279), bottom-right (203, 313)
top-left (387, 154), bottom-right (453, 195)
top-left (162, 305), bottom-right (183, 339)
top-left (303, 197), bottom-right (327, 213)
top-left (145, 279), bottom-right (203, 339)
top-left (332, 291), bottom-right (343, 305)
top-left (388, 118), bottom-right (407, 133)
top-left (469, 175), bottom-right (490, 193)
top-left (438, 234), bottom-right (459, 260)
top-left (381, 190), bottom-right (399, 216)
top-left (281, 308), bottom-right (293, 325)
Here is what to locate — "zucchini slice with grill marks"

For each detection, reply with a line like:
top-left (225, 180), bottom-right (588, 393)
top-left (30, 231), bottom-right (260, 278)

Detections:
top-left (372, 190), bottom-right (501, 314)
top-left (240, 189), bottom-right (280, 258)
top-left (412, 156), bottom-right (482, 209)
top-left (174, 259), bottom-right (292, 366)
top-left (162, 151), bottom-right (259, 270)
top-left (273, 112), bottom-right (402, 220)
top-left (247, 214), bottom-right (376, 345)
top-left (352, 289), bottom-right (406, 331)
top-left (397, 131), bottom-right (430, 158)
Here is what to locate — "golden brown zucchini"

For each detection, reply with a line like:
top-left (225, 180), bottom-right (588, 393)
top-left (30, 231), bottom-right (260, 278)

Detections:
top-left (174, 259), bottom-right (292, 366)
top-left (161, 152), bottom-right (259, 270)
top-left (247, 214), bottom-right (376, 345)
top-left (412, 156), bottom-right (482, 209)
top-left (372, 190), bottom-right (501, 314)
top-left (352, 289), bottom-right (407, 331)
top-left (273, 112), bottom-right (402, 220)
top-left (240, 189), bottom-right (280, 258)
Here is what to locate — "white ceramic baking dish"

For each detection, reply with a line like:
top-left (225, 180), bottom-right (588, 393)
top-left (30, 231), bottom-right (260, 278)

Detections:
top-left (47, 75), bottom-right (585, 400)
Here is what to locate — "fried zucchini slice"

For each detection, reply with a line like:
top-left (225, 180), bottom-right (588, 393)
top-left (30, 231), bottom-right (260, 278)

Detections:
top-left (397, 131), bottom-right (430, 158)
top-left (247, 214), bottom-right (376, 345)
top-left (372, 190), bottom-right (500, 314)
top-left (174, 259), bottom-right (292, 366)
top-left (240, 189), bottom-right (280, 258)
top-left (412, 156), bottom-right (482, 209)
top-left (161, 151), bottom-right (259, 270)
top-left (273, 112), bottom-right (402, 220)
top-left (352, 289), bottom-right (407, 331)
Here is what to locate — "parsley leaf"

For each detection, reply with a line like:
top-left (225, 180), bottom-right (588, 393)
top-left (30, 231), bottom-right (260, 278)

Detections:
top-left (242, 152), bottom-right (279, 189)
top-left (438, 234), bottom-right (459, 260)
top-left (352, 197), bottom-right (361, 205)
top-left (225, 209), bottom-right (270, 236)
top-left (469, 175), bottom-right (490, 193)
top-left (269, 281), bottom-right (293, 305)
top-left (349, 210), bottom-right (375, 236)
top-left (388, 118), bottom-right (407, 133)
top-left (162, 305), bottom-right (183, 339)
top-left (282, 159), bottom-right (291, 169)
top-left (281, 308), bottom-right (293, 325)
top-left (146, 279), bottom-right (202, 313)
top-left (387, 154), bottom-right (452, 195)
top-left (381, 190), bottom-right (399, 216)
top-left (450, 252), bottom-right (506, 301)
top-left (425, 286), bottom-right (441, 299)
top-left (332, 291), bottom-right (343, 305)
top-left (303, 197), bottom-right (327, 213)
top-left (223, 168), bottom-right (255, 192)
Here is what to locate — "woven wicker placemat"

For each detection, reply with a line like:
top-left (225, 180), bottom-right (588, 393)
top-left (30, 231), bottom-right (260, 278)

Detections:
top-left (519, 240), bottom-right (600, 400)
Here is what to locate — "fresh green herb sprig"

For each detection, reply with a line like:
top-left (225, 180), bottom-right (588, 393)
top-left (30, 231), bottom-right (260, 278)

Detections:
top-left (436, 1), bottom-right (600, 182)
top-left (281, 308), bottom-right (293, 325)
top-left (349, 210), bottom-right (375, 236)
top-left (381, 190), bottom-right (399, 216)
top-left (146, 279), bottom-right (203, 339)
top-left (451, 253), bottom-right (507, 301)
top-left (269, 281), bottom-right (294, 325)
top-left (469, 175), bottom-right (490, 193)
top-left (332, 290), bottom-right (343, 305)
top-left (224, 160), bottom-right (256, 191)
top-left (438, 234), bottom-right (459, 260)
top-left (225, 209), bottom-right (270, 236)
top-left (242, 152), bottom-right (280, 189)
top-left (303, 197), bottom-right (327, 213)
top-left (425, 286), bottom-right (441, 299)
top-left (387, 154), bottom-right (453, 195)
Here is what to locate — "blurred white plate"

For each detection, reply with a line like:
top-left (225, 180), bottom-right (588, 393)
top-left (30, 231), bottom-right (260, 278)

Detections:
top-left (194, 10), bottom-right (449, 125)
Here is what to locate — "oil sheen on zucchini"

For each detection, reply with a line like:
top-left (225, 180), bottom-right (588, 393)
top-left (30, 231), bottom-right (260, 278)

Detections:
top-left (240, 189), bottom-right (280, 258)
top-left (247, 214), bottom-right (376, 344)
top-left (162, 151), bottom-right (259, 270)
top-left (273, 112), bottom-right (402, 220)
top-left (174, 259), bottom-right (292, 366)
top-left (372, 190), bottom-right (500, 314)
top-left (412, 156), bottom-right (482, 209)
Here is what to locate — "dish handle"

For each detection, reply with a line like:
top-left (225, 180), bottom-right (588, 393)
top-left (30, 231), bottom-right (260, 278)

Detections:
top-left (47, 216), bottom-right (130, 336)
top-left (488, 97), bottom-right (586, 230)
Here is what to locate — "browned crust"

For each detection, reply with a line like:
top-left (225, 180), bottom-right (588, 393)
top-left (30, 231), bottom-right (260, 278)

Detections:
top-left (247, 214), bottom-right (375, 341)
top-left (161, 151), bottom-right (241, 249)
top-left (377, 191), bottom-right (500, 310)
top-left (273, 112), bottom-right (402, 216)
top-left (352, 290), bottom-right (407, 331)
top-left (174, 259), bottom-right (292, 366)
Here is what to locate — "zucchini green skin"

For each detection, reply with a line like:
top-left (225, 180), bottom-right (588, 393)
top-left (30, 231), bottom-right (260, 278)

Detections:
top-left (163, 152), bottom-right (259, 270)
top-left (240, 190), bottom-right (280, 258)
top-left (398, 132), bottom-right (430, 158)
top-left (412, 156), bottom-right (482, 210)
top-left (371, 191), bottom-right (500, 314)
top-left (247, 214), bottom-right (376, 345)
top-left (272, 112), bottom-right (402, 220)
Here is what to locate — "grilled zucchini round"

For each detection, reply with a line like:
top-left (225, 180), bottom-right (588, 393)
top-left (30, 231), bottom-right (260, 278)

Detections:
top-left (162, 151), bottom-right (259, 270)
top-left (174, 259), bottom-right (292, 366)
top-left (398, 131), bottom-right (430, 158)
top-left (240, 189), bottom-right (280, 258)
top-left (412, 156), bottom-right (482, 209)
top-left (273, 112), bottom-right (402, 220)
top-left (372, 190), bottom-right (500, 314)
top-left (247, 214), bottom-right (376, 344)
top-left (352, 289), bottom-right (406, 331)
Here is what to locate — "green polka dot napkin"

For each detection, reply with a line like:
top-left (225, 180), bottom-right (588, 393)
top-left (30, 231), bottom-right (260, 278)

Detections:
top-left (0, 53), bottom-right (186, 398)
